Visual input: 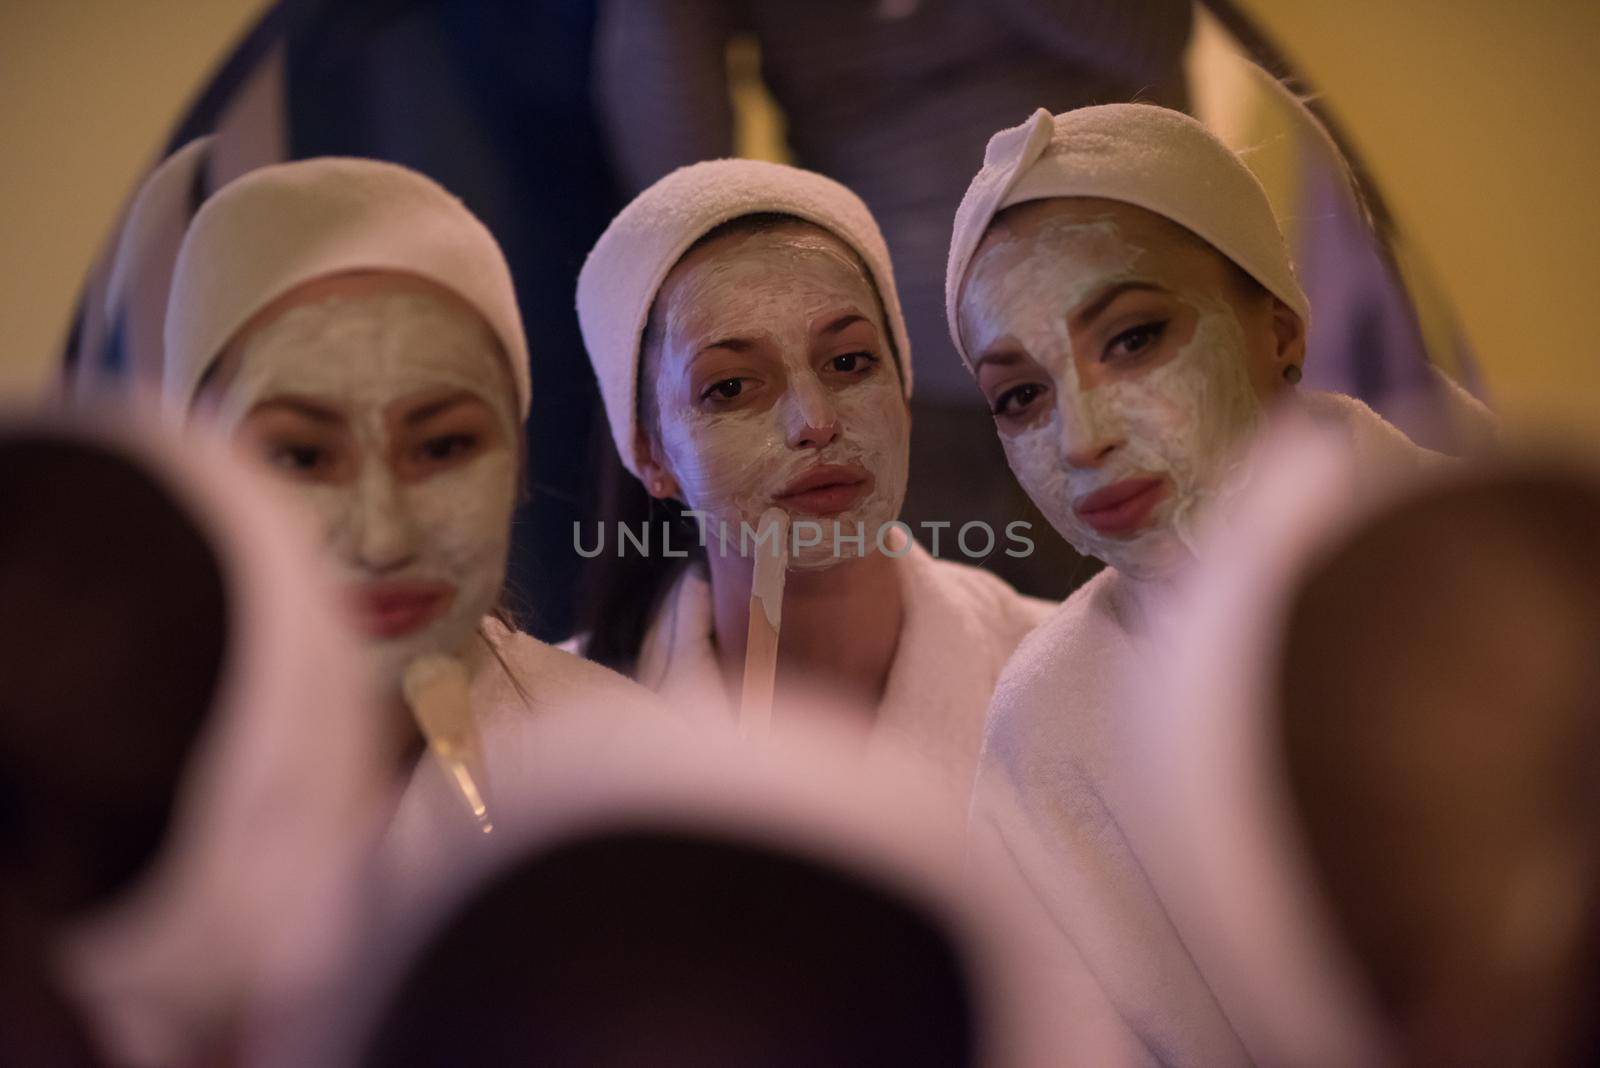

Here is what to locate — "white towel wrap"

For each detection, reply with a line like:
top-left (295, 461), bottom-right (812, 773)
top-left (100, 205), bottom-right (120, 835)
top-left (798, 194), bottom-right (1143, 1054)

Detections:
top-left (945, 104), bottom-right (1311, 370)
top-left (163, 157), bottom-right (529, 418)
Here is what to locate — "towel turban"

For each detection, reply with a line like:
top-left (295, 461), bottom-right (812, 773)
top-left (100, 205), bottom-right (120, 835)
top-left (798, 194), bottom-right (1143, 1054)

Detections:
top-left (945, 104), bottom-right (1310, 370)
top-left (164, 157), bottom-right (529, 418)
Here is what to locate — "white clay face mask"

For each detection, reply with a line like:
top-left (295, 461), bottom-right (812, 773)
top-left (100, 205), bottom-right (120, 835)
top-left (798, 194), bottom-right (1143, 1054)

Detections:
top-left (960, 215), bottom-right (1263, 580)
top-left (650, 228), bottom-right (910, 571)
top-left (215, 289), bottom-right (521, 688)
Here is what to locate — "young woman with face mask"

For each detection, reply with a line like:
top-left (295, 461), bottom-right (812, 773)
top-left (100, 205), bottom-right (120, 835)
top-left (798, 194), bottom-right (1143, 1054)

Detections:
top-left (945, 104), bottom-right (1454, 1065)
top-left (577, 159), bottom-right (1053, 790)
top-left (163, 156), bottom-right (656, 832)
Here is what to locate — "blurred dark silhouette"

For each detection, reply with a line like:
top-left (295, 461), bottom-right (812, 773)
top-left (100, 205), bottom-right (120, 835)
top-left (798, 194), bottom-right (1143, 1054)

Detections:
top-left (0, 434), bottom-right (229, 1068)
top-left (1281, 468), bottom-right (1600, 1067)
top-left (356, 827), bottom-right (979, 1067)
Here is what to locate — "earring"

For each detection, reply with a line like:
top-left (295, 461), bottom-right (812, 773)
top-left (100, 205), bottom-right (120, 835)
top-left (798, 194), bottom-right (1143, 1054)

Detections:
top-left (1282, 364), bottom-right (1303, 385)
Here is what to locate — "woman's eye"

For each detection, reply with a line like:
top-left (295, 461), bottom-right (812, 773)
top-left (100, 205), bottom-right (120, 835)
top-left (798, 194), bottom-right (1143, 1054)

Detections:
top-left (419, 434), bottom-right (477, 463)
top-left (702, 378), bottom-right (744, 401)
top-left (1104, 321), bottom-right (1168, 363)
top-left (268, 443), bottom-right (329, 475)
top-left (828, 351), bottom-right (877, 374)
top-left (992, 382), bottom-right (1048, 418)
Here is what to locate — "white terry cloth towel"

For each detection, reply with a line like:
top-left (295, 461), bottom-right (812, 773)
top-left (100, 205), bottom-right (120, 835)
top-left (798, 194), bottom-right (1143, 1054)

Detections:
top-left (257, 707), bottom-right (1069, 1068)
top-left (6, 410), bottom-right (392, 1068)
top-left (162, 156), bottom-right (531, 419)
top-left (576, 157), bottom-right (914, 478)
top-left (635, 534), bottom-right (1054, 797)
top-left (943, 103), bottom-right (1310, 369)
top-left (967, 390), bottom-right (1450, 1067)
top-left (100, 136), bottom-right (216, 391)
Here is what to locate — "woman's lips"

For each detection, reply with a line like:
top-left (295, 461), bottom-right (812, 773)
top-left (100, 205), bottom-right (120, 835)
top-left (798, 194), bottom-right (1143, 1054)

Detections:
top-left (350, 581), bottom-right (454, 639)
top-left (1073, 476), bottom-right (1169, 537)
top-left (774, 463), bottom-right (870, 516)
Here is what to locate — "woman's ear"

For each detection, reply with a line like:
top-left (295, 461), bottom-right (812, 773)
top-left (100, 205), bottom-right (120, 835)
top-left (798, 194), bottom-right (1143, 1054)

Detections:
top-left (1247, 295), bottom-right (1309, 401)
top-left (633, 424), bottom-right (682, 501)
top-left (1270, 297), bottom-right (1308, 374)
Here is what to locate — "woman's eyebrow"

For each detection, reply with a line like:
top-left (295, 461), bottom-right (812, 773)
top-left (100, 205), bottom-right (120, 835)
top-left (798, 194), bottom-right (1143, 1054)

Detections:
top-left (1070, 281), bottom-right (1167, 330)
top-left (251, 394), bottom-right (342, 423)
top-left (404, 390), bottom-right (481, 424)
top-left (973, 348), bottom-right (1027, 372)
top-left (816, 312), bottom-right (868, 337)
top-left (697, 336), bottom-right (756, 355)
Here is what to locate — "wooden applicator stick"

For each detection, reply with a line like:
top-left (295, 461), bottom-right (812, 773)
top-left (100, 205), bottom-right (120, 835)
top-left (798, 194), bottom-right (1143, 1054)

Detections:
top-left (402, 653), bottom-right (493, 833)
top-left (739, 507), bottom-right (790, 737)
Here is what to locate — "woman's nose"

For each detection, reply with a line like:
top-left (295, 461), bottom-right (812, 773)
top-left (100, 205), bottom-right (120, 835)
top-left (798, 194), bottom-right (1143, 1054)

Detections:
top-left (351, 467), bottom-right (418, 572)
top-left (1058, 390), bottom-right (1121, 470)
top-left (784, 377), bottom-right (840, 450)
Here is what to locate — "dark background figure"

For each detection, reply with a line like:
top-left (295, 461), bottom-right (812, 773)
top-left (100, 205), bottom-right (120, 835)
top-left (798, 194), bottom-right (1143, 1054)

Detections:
top-left (60, 0), bottom-right (620, 642)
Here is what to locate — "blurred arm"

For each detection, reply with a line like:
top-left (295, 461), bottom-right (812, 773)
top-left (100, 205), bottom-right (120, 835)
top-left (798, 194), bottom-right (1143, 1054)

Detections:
top-left (594, 0), bottom-right (737, 194)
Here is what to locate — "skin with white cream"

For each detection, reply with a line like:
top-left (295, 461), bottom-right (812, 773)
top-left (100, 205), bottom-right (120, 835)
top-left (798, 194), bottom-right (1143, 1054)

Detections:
top-left (958, 197), bottom-right (1303, 580)
top-left (204, 272), bottom-right (521, 691)
top-left (638, 224), bottom-right (910, 571)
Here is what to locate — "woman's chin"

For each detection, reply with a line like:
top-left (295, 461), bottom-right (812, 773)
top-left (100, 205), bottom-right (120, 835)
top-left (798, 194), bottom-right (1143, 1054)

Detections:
top-left (367, 616), bottom-right (484, 696)
top-left (786, 546), bottom-right (852, 572)
top-left (1103, 529), bottom-right (1193, 582)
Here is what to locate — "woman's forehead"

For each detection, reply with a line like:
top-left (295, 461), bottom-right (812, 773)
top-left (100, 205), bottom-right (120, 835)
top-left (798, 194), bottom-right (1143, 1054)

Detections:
top-left (991, 197), bottom-right (1195, 248)
top-left (217, 290), bottom-right (516, 424)
top-left (965, 198), bottom-right (1224, 304)
top-left (243, 384), bottom-right (455, 418)
top-left (233, 269), bottom-right (495, 351)
top-left (660, 226), bottom-right (876, 317)
top-left (679, 218), bottom-right (862, 272)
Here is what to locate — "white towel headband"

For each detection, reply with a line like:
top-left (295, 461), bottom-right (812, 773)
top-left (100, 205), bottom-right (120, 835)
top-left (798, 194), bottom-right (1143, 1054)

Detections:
top-left (164, 157), bottom-right (530, 418)
top-left (945, 104), bottom-right (1311, 369)
top-left (576, 159), bottom-right (913, 480)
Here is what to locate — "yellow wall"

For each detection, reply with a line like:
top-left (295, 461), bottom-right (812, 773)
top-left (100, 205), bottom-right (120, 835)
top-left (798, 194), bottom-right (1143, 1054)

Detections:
top-left (0, 1), bottom-right (268, 399)
top-left (1234, 0), bottom-right (1600, 438)
top-left (2, 2), bottom-right (1596, 437)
